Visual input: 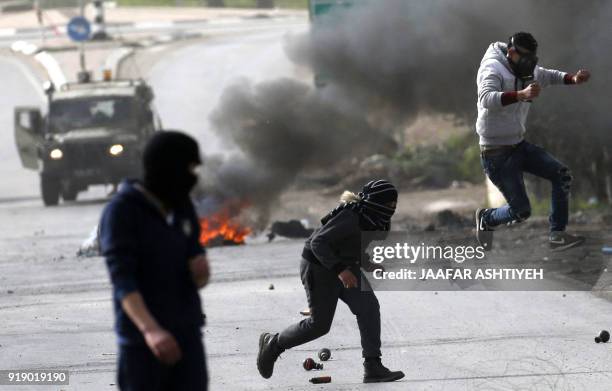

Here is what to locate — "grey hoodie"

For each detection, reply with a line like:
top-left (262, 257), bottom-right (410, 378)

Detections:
top-left (476, 42), bottom-right (567, 146)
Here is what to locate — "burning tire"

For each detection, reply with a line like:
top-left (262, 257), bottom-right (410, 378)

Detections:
top-left (41, 174), bottom-right (60, 206)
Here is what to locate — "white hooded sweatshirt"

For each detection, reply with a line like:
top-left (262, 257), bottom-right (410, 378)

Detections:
top-left (476, 41), bottom-right (567, 146)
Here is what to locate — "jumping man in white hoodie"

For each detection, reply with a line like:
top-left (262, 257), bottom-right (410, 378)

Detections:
top-left (475, 32), bottom-right (590, 251)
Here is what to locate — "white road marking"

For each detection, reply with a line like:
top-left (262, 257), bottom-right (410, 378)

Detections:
top-left (0, 28), bottom-right (17, 37)
top-left (134, 21), bottom-right (174, 29)
top-left (207, 18), bottom-right (242, 25)
top-left (148, 45), bottom-right (167, 53)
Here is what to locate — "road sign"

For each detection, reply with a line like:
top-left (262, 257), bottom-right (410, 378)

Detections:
top-left (67, 16), bottom-right (91, 42)
top-left (308, 1), bottom-right (362, 87)
top-left (309, 0), bottom-right (360, 20)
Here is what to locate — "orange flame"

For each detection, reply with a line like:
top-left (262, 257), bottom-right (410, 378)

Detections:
top-left (199, 201), bottom-right (251, 246)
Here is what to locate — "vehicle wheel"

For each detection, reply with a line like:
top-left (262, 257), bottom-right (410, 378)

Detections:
top-left (61, 186), bottom-right (78, 202)
top-left (41, 175), bottom-right (60, 206)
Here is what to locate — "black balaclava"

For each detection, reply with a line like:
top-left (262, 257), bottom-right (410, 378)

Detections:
top-left (507, 32), bottom-right (539, 81)
top-left (142, 131), bottom-right (202, 209)
top-left (321, 179), bottom-right (398, 231)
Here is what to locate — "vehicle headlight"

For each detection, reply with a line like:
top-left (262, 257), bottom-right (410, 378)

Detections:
top-left (49, 148), bottom-right (63, 160)
top-left (109, 144), bottom-right (124, 156)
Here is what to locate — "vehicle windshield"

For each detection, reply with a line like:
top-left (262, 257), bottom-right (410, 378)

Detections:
top-left (48, 96), bottom-right (137, 133)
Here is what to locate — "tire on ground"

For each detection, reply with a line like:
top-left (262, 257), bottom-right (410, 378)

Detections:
top-left (41, 175), bottom-right (60, 206)
top-left (61, 182), bottom-right (78, 202)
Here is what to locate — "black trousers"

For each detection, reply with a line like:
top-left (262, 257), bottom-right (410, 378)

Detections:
top-left (118, 332), bottom-right (208, 391)
top-left (277, 259), bottom-right (382, 358)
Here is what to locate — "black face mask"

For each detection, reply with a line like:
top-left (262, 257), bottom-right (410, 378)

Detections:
top-left (509, 52), bottom-right (539, 80)
top-left (146, 168), bottom-right (198, 208)
top-left (142, 131), bottom-right (202, 209)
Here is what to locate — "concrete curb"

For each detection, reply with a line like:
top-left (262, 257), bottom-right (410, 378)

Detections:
top-left (110, 31), bottom-right (208, 80)
top-left (9, 25), bottom-right (197, 85)
top-left (10, 40), bottom-right (67, 86)
top-left (103, 46), bottom-right (133, 79)
top-left (33, 50), bottom-right (66, 86)
top-left (9, 29), bottom-right (208, 87)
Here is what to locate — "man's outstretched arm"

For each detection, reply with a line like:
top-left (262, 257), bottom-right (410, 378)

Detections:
top-left (563, 69), bottom-right (591, 85)
top-left (538, 66), bottom-right (591, 87)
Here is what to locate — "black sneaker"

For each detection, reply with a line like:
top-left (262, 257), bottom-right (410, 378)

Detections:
top-left (257, 332), bottom-right (284, 379)
top-left (363, 358), bottom-right (405, 383)
top-left (475, 208), bottom-right (494, 251)
top-left (549, 232), bottom-right (585, 252)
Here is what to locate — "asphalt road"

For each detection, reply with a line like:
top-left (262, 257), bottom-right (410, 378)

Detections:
top-left (2, 23), bottom-right (612, 391)
top-left (120, 23), bottom-right (306, 154)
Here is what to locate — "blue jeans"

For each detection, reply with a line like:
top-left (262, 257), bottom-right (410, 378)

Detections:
top-left (480, 141), bottom-right (572, 232)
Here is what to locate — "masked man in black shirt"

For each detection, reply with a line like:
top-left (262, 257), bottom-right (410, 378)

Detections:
top-left (100, 131), bottom-right (210, 390)
top-left (257, 180), bottom-right (405, 383)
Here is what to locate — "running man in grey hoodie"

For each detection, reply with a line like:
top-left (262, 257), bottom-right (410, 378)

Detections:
top-left (474, 32), bottom-right (591, 252)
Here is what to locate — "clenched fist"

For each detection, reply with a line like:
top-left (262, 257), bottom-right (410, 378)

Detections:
top-left (573, 69), bottom-right (591, 84)
top-left (518, 82), bottom-right (541, 101)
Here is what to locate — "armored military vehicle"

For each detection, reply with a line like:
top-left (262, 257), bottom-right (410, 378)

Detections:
top-left (14, 78), bottom-right (158, 206)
